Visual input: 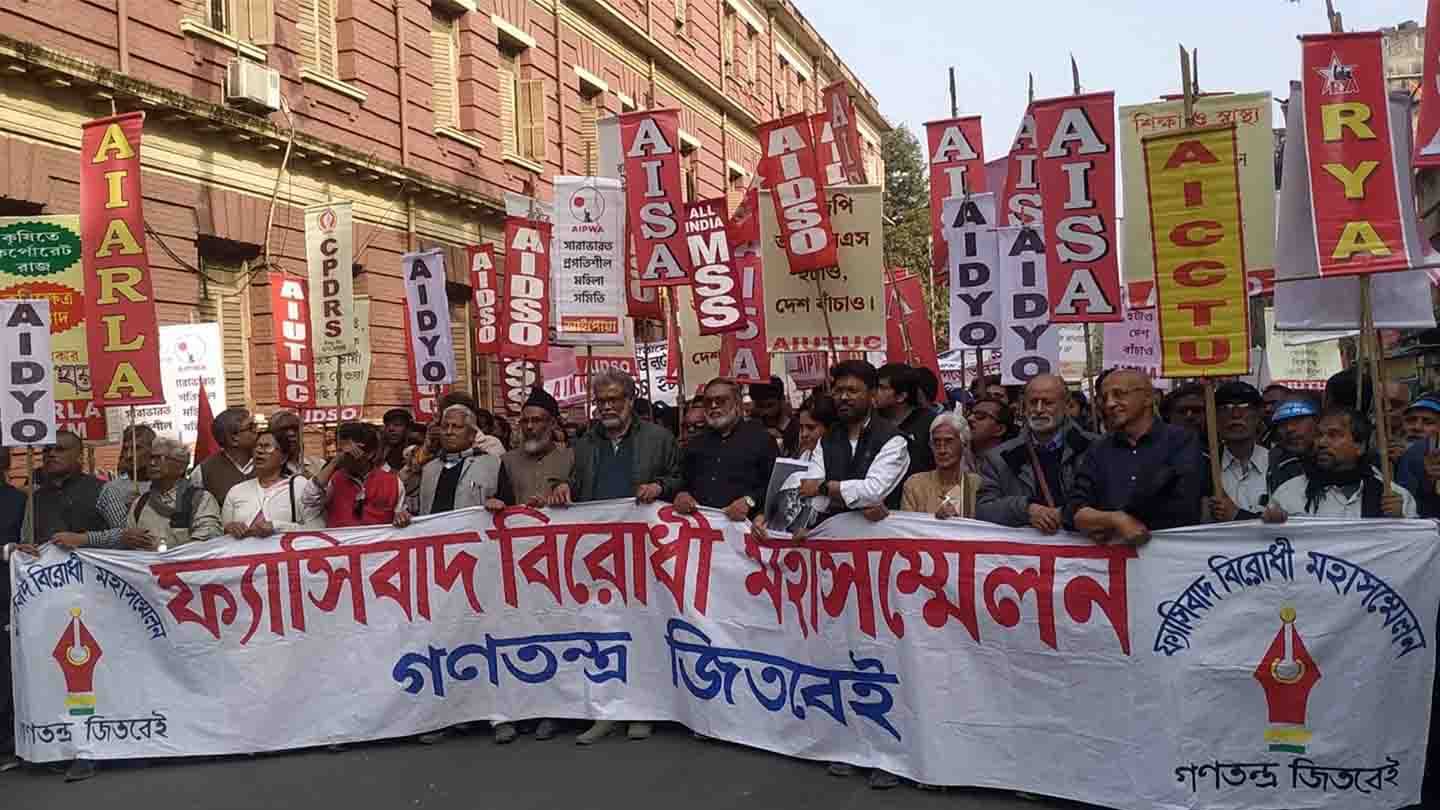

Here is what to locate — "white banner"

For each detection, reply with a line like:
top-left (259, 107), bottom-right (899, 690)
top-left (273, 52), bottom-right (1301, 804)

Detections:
top-left (307, 296), bottom-right (371, 425)
top-left (305, 201), bottom-right (357, 359)
top-left (1276, 83), bottom-right (1435, 331)
top-left (10, 508), bottom-right (1438, 810)
top-left (108, 323), bottom-right (225, 445)
top-left (402, 249), bottom-right (455, 387)
top-left (0, 300), bottom-right (56, 446)
top-left (634, 340), bottom-right (675, 405)
top-left (552, 176), bottom-right (627, 346)
top-left (1103, 294), bottom-right (1166, 388)
top-left (997, 226), bottom-right (1058, 385)
top-left (1265, 308), bottom-right (1344, 389)
top-left (946, 193), bottom-right (1002, 352)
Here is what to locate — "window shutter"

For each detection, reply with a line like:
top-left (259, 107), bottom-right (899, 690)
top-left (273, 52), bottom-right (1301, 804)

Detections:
top-left (300, 0), bottom-right (338, 76)
top-left (580, 96), bottom-right (599, 175)
top-left (721, 12), bottom-right (735, 69)
top-left (197, 261), bottom-right (254, 411)
top-left (747, 29), bottom-right (758, 82)
top-left (180, 0), bottom-right (210, 25)
top-left (499, 56), bottom-right (518, 157)
top-left (449, 303), bottom-right (472, 396)
top-left (431, 12), bottom-right (458, 129)
top-left (522, 79), bottom-right (548, 163)
top-left (233, 0), bottom-right (275, 45)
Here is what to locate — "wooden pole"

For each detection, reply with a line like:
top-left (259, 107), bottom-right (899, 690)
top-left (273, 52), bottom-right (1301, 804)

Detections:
top-left (23, 446), bottom-right (34, 546)
top-left (666, 288), bottom-right (688, 404)
top-left (1362, 278), bottom-right (1394, 491)
top-left (948, 67), bottom-right (958, 118)
top-left (1203, 380), bottom-right (1225, 498)
top-left (128, 405), bottom-right (138, 483)
top-left (812, 274), bottom-right (842, 367)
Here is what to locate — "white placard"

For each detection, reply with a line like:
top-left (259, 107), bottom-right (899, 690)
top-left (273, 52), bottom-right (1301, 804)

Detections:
top-left (997, 226), bottom-right (1059, 385)
top-left (108, 323), bottom-right (226, 445)
top-left (946, 193), bottom-right (1002, 351)
top-left (0, 300), bottom-right (56, 446)
top-left (552, 176), bottom-right (627, 346)
top-left (305, 201), bottom-right (357, 359)
top-left (402, 249), bottom-right (455, 387)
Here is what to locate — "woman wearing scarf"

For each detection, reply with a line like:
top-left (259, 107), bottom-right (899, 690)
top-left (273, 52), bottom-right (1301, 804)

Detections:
top-left (1263, 406), bottom-right (1415, 522)
top-left (221, 429), bottom-right (324, 537)
top-left (901, 412), bottom-right (981, 519)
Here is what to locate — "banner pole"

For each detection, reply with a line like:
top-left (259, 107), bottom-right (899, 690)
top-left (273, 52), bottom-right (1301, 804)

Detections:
top-left (811, 275), bottom-right (841, 368)
top-left (24, 445), bottom-right (34, 546)
top-left (1361, 277), bottom-right (1393, 491)
top-left (1203, 379), bottom-right (1224, 499)
top-left (667, 288), bottom-right (688, 405)
top-left (128, 405), bottom-right (138, 483)
top-left (948, 67), bottom-right (958, 118)
top-left (335, 354), bottom-right (344, 444)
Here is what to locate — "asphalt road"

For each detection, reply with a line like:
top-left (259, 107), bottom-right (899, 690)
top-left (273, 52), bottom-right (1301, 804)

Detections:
top-left (3, 723), bottom-right (1098, 810)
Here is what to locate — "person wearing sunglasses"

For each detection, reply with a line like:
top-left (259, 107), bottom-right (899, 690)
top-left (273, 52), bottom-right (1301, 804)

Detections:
top-left (966, 397), bottom-right (1011, 458)
top-left (306, 422), bottom-right (404, 528)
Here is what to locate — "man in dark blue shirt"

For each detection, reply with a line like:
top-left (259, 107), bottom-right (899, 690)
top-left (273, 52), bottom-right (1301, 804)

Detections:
top-left (675, 378), bottom-right (776, 521)
top-left (1, 447), bottom-right (32, 771)
top-left (1065, 369), bottom-right (1205, 543)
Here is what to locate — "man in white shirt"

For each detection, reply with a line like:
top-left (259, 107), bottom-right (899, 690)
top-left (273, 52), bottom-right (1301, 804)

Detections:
top-left (1207, 382), bottom-right (1270, 521)
top-left (1264, 406), bottom-right (1415, 521)
top-left (797, 359), bottom-right (911, 524)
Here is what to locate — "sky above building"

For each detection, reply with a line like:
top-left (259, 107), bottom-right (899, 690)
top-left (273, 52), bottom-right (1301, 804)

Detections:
top-left (797, 0), bottom-right (1422, 152)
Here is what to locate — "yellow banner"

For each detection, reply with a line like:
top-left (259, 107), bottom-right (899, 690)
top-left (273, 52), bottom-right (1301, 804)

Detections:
top-left (1144, 125), bottom-right (1251, 378)
top-left (0, 215), bottom-right (89, 400)
top-left (673, 288), bottom-right (721, 400)
top-left (1121, 93), bottom-right (1274, 288)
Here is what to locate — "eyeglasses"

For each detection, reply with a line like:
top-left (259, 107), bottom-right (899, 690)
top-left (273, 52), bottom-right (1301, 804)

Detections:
top-left (832, 386), bottom-right (867, 399)
top-left (970, 410), bottom-right (999, 422)
top-left (703, 396), bottom-right (735, 409)
top-left (596, 395), bottom-right (629, 408)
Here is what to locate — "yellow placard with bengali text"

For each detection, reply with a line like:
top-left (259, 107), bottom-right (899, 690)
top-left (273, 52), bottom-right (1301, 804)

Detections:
top-left (1144, 125), bottom-right (1251, 378)
top-left (0, 215), bottom-right (89, 401)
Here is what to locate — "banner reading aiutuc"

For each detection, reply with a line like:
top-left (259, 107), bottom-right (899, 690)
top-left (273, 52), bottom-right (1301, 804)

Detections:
top-left (1144, 124), bottom-right (1251, 378)
top-left (11, 508), bottom-right (1438, 810)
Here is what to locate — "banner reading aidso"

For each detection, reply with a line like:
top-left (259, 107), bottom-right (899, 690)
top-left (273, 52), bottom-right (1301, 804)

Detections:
top-left (10, 509), bottom-right (1437, 810)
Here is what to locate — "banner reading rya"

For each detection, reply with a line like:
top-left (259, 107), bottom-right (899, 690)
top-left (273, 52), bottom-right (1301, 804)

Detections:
top-left (11, 504), bottom-right (1436, 810)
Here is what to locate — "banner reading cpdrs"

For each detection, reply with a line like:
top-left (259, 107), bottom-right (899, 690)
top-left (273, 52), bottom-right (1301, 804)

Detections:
top-left (11, 507), bottom-right (1437, 810)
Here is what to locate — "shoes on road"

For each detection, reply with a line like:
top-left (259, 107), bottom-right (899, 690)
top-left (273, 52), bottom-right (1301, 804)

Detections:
top-left (626, 722), bottom-right (652, 740)
top-left (494, 723), bottom-right (518, 745)
top-left (64, 759), bottom-right (95, 783)
top-left (867, 770), bottom-right (899, 790)
top-left (576, 720), bottom-right (616, 745)
top-left (533, 719), bottom-right (558, 741)
top-left (417, 730), bottom-right (449, 745)
top-left (1, 754), bottom-right (20, 773)
top-left (827, 762), bottom-right (854, 777)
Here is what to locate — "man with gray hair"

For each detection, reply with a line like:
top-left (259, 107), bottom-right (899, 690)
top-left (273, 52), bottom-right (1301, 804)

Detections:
top-left (395, 403), bottom-right (501, 526)
top-left (190, 407), bottom-right (258, 507)
top-left (551, 367), bottom-right (681, 745)
top-left (128, 437), bottom-right (222, 548)
top-left (976, 374), bottom-right (1095, 533)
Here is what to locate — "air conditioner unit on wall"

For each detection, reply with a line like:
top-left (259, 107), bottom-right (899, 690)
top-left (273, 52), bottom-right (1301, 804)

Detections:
top-left (225, 58), bottom-right (281, 114)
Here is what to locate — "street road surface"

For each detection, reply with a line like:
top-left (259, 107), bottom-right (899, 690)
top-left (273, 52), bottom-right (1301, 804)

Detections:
top-left (5, 723), bottom-right (1096, 810)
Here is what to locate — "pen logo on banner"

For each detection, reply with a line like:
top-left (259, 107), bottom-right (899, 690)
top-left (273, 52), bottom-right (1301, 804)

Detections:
top-left (1315, 53), bottom-right (1359, 96)
top-left (1254, 607), bottom-right (1320, 755)
top-left (54, 608), bottom-right (103, 717)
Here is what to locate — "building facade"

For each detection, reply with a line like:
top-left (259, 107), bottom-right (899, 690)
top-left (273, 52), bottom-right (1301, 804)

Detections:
top-left (0, 0), bottom-right (888, 425)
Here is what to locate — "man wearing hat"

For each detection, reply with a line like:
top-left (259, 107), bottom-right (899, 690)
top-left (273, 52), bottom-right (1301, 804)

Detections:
top-left (1268, 396), bottom-right (1321, 496)
top-left (1207, 382), bottom-right (1269, 522)
top-left (488, 387), bottom-right (575, 512)
top-left (1394, 394), bottom-right (1440, 518)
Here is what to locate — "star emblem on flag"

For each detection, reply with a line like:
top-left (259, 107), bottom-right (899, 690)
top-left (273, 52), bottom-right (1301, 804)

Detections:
top-left (1315, 52), bottom-right (1359, 96)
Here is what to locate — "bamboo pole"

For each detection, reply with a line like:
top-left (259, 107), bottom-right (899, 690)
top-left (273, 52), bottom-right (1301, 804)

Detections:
top-left (23, 446), bottom-right (34, 547)
top-left (1362, 279), bottom-right (1394, 491)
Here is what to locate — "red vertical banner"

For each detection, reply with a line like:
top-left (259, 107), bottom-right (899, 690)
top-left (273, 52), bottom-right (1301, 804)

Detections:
top-left (469, 244), bottom-right (502, 356)
top-left (80, 113), bottom-right (164, 405)
top-left (498, 357), bottom-right (538, 418)
top-left (823, 80), bottom-right (867, 185)
top-left (665, 293), bottom-right (681, 384)
top-left (402, 303), bottom-right (448, 421)
top-left (757, 113), bottom-right (840, 275)
top-left (1416, 1), bottom-right (1440, 169)
top-left (1301, 33), bottom-right (1415, 276)
top-left (268, 272), bottom-right (316, 409)
top-left (501, 217), bottom-right (551, 363)
top-left (720, 185), bottom-right (769, 384)
top-left (685, 199), bottom-right (744, 336)
top-left (812, 113), bottom-right (844, 186)
top-left (884, 272), bottom-right (940, 375)
top-left (999, 106), bottom-right (1042, 227)
top-left (625, 233), bottom-right (664, 321)
top-left (926, 116), bottom-right (987, 286)
top-left (620, 109), bottom-right (690, 287)
top-left (1033, 92), bottom-right (1122, 323)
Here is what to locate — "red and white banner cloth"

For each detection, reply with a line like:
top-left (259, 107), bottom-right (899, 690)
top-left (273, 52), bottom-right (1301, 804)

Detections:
top-left (10, 509), bottom-right (1438, 810)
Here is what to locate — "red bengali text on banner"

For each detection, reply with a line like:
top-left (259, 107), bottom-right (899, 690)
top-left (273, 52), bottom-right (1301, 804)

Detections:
top-left (621, 109), bottom-right (690, 287)
top-left (1033, 92), bottom-right (1122, 323)
top-left (757, 113), bottom-right (839, 275)
top-left (502, 216), bottom-right (551, 363)
top-left (926, 116), bottom-right (987, 286)
top-left (469, 244), bottom-right (502, 356)
top-left (1301, 32), bottom-right (1414, 276)
top-left (80, 112), bottom-right (164, 405)
top-left (823, 81), bottom-right (867, 185)
top-left (268, 273), bottom-right (316, 409)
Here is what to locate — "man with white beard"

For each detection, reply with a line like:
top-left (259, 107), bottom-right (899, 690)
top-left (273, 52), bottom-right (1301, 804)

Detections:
top-left (976, 374), bottom-right (1096, 533)
top-left (674, 378), bottom-right (777, 521)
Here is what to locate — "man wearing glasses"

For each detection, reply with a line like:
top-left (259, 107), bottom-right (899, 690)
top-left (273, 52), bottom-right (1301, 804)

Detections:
top-left (967, 397), bottom-right (1011, 458)
top-left (795, 360), bottom-right (911, 522)
top-left (1065, 369), bottom-right (1205, 545)
top-left (674, 378), bottom-right (777, 523)
top-left (306, 422), bottom-right (403, 528)
top-left (1206, 382), bottom-right (1269, 522)
top-left (679, 398), bottom-right (709, 450)
top-left (190, 407), bottom-right (258, 507)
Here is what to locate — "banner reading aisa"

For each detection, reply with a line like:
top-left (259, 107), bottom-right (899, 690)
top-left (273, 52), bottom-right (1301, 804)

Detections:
top-left (11, 507), bottom-right (1436, 810)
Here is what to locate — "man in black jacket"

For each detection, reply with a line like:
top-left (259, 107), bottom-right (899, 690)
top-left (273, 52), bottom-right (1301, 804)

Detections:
top-left (977, 375), bottom-right (1093, 532)
top-left (877, 363), bottom-right (935, 476)
top-left (675, 378), bottom-right (776, 521)
top-left (796, 360), bottom-right (911, 521)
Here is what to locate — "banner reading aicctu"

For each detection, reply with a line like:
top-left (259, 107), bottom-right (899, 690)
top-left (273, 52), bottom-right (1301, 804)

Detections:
top-left (80, 113), bottom-right (164, 405)
top-left (1301, 33), bottom-right (1415, 276)
top-left (1145, 125), bottom-right (1251, 377)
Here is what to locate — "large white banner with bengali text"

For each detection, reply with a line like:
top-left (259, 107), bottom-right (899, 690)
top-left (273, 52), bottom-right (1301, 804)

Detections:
top-left (9, 506), bottom-right (1438, 810)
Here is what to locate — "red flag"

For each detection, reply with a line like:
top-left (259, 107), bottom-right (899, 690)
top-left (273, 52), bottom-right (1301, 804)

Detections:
top-left (80, 112), bottom-right (164, 406)
top-left (885, 272), bottom-right (941, 384)
top-left (998, 107), bottom-right (1041, 227)
top-left (926, 116), bottom-right (987, 286)
top-left (192, 377), bottom-right (218, 467)
top-left (469, 244), bottom-right (502, 355)
top-left (720, 188), bottom-right (769, 384)
top-left (685, 199), bottom-right (744, 336)
top-left (1416, 0), bottom-right (1440, 169)
top-left (812, 113), bottom-right (844, 186)
top-left (501, 216), bottom-right (551, 363)
top-left (1033, 91), bottom-right (1122, 323)
top-left (620, 109), bottom-right (690, 287)
top-left (822, 81), bottom-right (867, 185)
top-left (757, 112), bottom-right (840, 275)
top-left (1301, 32), bottom-right (1416, 276)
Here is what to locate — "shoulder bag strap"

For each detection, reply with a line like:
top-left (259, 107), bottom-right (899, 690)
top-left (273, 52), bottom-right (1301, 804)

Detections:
top-left (1025, 439), bottom-right (1057, 508)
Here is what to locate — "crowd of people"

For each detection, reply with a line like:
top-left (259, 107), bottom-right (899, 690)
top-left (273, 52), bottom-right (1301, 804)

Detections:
top-left (2, 358), bottom-right (1437, 791)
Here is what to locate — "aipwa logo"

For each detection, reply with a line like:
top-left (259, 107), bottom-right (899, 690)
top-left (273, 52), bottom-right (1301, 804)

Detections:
top-left (53, 607), bottom-right (103, 717)
top-left (1254, 606), bottom-right (1320, 754)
